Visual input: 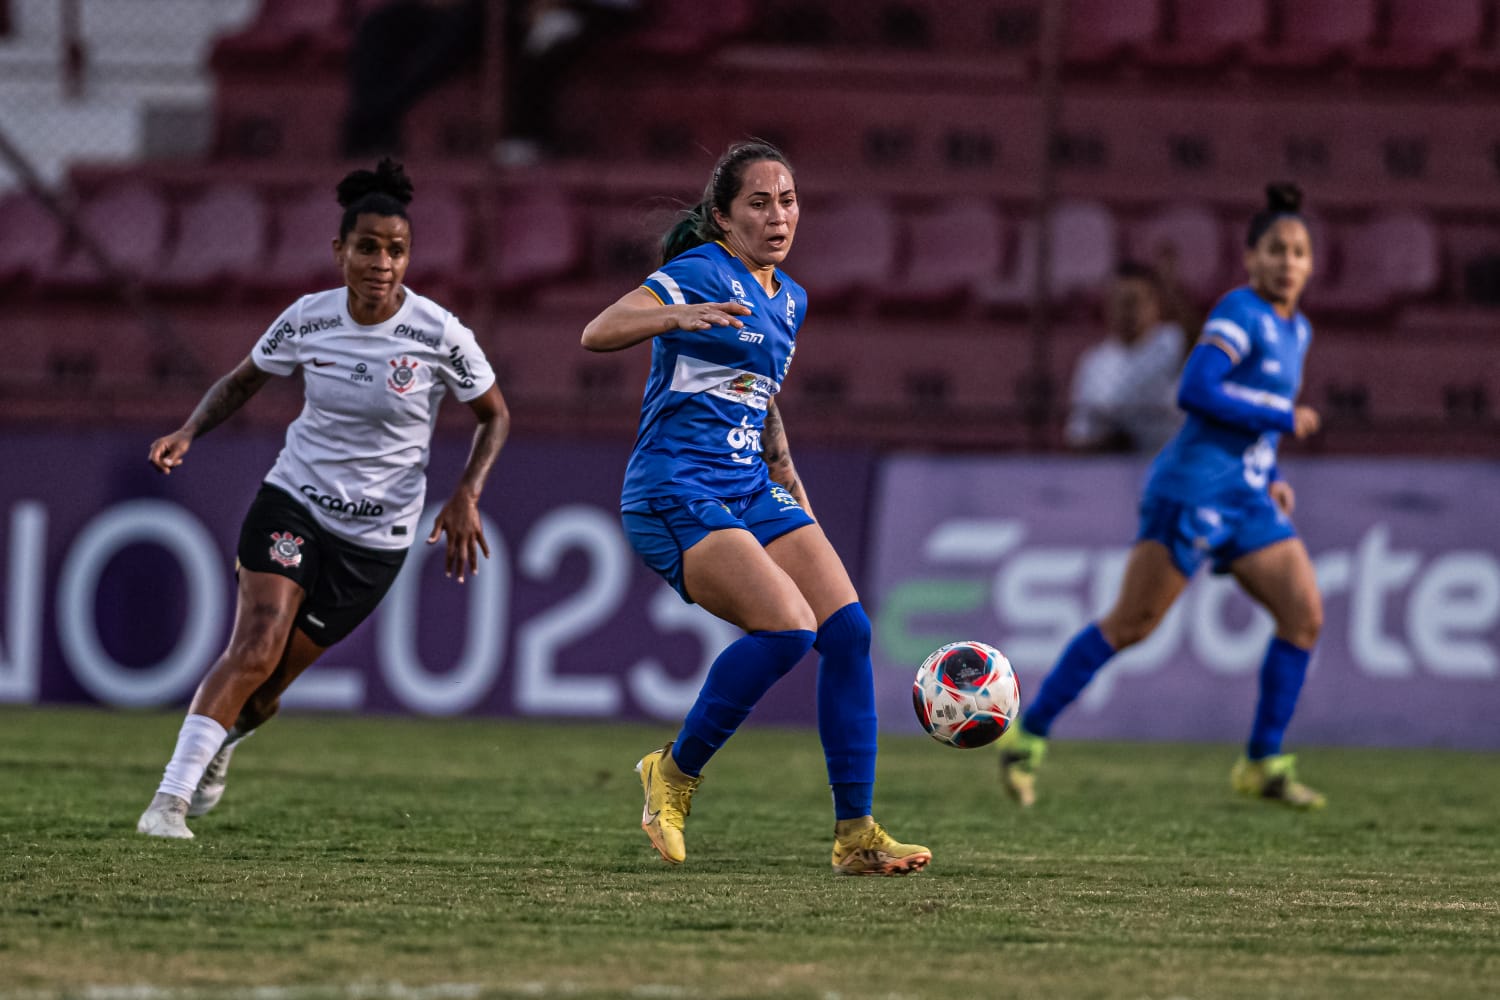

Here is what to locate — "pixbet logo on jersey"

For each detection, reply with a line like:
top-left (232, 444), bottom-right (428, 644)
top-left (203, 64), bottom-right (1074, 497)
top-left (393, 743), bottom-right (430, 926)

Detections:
top-left (387, 356), bottom-right (420, 394)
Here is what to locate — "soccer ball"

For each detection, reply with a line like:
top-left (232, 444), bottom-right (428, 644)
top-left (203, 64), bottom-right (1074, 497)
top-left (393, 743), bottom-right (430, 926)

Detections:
top-left (912, 640), bottom-right (1021, 749)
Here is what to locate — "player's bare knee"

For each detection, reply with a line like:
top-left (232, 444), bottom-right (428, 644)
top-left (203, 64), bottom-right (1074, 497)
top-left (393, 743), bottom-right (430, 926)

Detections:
top-left (1100, 610), bottom-right (1164, 652)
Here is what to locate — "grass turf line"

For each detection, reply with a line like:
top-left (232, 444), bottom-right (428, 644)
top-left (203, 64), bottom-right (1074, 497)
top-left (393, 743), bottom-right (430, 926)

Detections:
top-left (1, 706), bottom-right (1497, 999)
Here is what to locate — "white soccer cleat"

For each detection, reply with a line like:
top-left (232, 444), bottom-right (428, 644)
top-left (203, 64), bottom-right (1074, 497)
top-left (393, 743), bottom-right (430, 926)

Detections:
top-left (188, 741), bottom-right (238, 818)
top-left (137, 792), bottom-right (194, 839)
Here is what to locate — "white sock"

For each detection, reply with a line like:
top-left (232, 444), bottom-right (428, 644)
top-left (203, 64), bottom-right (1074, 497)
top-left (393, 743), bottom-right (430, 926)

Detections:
top-left (156, 714), bottom-right (228, 802)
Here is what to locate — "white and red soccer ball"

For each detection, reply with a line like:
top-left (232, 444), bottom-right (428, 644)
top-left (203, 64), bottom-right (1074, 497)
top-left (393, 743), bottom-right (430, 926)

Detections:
top-left (912, 641), bottom-right (1021, 749)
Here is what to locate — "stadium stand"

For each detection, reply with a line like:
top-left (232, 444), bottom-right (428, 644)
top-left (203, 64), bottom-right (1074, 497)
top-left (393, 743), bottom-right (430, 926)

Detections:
top-left (0, 190), bottom-right (65, 288)
top-left (39, 179), bottom-right (170, 292)
top-left (156, 181), bottom-right (268, 293)
top-left (788, 194), bottom-right (899, 311)
top-left (1144, 0), bottom-right (1268, 72)
top-left (1246, 0), bottom-right (1378, 72)
top-left (1356, 0), bottom-right (1487, 76)
top-left (1126, 201), bottom-right (1226, 302)
top-left (1062, 0), bottom-right (1159, 70)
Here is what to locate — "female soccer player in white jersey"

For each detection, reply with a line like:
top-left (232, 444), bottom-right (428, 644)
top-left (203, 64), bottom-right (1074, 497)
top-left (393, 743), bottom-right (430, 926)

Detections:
top-left (997, 183), bottom-right (1328, 810)
top-left (137, 160), bottom-right (510, 839)
top-left (581, 140), bottom-right (930, 875)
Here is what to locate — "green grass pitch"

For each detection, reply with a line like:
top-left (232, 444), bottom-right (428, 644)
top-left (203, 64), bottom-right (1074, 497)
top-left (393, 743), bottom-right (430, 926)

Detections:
top-left (2, 706), bottom-right (1497, 999)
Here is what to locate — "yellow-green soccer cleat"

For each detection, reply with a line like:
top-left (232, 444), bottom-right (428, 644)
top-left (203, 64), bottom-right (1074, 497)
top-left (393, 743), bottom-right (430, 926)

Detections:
top-left (995, 723), bottom-right (1047, 808)
top-left (635, 743), bottom-right (700, 865)
top-left (1231, 753), bottom-right (1326, 810)
top-left (831, 817), bottom-right (931, 876)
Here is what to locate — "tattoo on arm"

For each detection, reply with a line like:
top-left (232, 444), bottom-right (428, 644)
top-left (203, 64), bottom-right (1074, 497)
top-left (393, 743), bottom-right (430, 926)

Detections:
top-left (761, 401), bottom-right (810, 510)
top-left (186, 362), bottom-right (267, 438)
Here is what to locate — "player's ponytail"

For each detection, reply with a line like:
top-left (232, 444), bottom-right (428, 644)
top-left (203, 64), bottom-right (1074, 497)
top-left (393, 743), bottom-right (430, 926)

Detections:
top-left (1246, 181), bottom-right (1305, 248)
top-left (660, 139), bottom-right (794, 264)
top-left (336, 157), bottom-right (414, 238)
top-left (660, 199), bottom-right (718, 264)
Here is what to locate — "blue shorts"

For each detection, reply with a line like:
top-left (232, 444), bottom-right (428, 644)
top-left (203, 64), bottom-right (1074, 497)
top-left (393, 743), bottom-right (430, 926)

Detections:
top-left (1137, 491), bottom-right (1297, 578)
top-left (622, 484), bottom-right (815, 602)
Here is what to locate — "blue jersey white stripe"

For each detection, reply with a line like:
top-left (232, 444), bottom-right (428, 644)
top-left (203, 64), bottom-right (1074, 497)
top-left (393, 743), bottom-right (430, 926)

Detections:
top-left (1203, 318), bottom-right (1251, 359)
top-left (624, 243), bottom-right (806, 506)
top-left (1145, 286), bottom-right (1312, 504)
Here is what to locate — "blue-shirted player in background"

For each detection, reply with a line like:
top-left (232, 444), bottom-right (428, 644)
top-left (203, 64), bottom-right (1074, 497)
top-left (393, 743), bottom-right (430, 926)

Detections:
top-left (997, 183), bottom-right (1327, 810)
top-left (581, 140), bottom-right (930, 874)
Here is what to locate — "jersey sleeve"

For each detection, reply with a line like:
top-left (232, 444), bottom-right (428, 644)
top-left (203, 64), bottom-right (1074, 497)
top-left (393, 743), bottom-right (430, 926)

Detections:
top-left (641, 251), bottom-right (726, 307)
top-left (250, 299), bottom-right (304, 376)
top-left (435, 317), bottom-right (496, 402)
top-left (1198, 294), bottom-right (1257, 365)
top-left (1176, 343), bottom-right (1296, 434)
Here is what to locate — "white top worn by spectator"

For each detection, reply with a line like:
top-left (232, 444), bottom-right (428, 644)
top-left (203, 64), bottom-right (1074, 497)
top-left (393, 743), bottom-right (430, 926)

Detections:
top-left (1066, 263), bottom-right (1185, 454)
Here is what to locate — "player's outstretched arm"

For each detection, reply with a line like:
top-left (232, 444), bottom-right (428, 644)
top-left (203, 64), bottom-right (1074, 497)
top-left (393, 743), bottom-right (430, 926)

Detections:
top-left (147, 355), bottom-right (271, 474)
top-left (761, 400), bottom-right (813, 518)
top-left (427, 384), bottom-right (510, 583)
top-left (1176, 343), bottom-right (1318, 436)
top-left (581, 288), bottom-right (750, 352)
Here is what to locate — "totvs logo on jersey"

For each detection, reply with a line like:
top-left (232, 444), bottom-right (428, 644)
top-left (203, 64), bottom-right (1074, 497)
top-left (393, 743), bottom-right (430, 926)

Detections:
top-left (913, 641), bottom-right (1021, 749)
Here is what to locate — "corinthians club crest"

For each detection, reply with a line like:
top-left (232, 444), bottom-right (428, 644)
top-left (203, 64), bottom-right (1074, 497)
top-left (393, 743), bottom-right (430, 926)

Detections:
top-left (387, 355), bottom-right (421, 394)
top-left (269, 531), bottom-right (305, 568)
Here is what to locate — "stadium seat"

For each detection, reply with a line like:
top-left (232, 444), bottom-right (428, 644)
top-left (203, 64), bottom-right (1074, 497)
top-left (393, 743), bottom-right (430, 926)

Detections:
top-left (1247, 0), bottom-right (1376, 70)
top-left (627, 0), bottom-right (754, 55)
top-left (0, 192), bottom-right (66, 287)
top-left (157, 183), bottom-right (268, 292)
top-left (1050, 198), bottom-right (1118, 298)
top-left (1312, 209), bottom-right (1441, 314)
top-left (1145, 0), bottom-right (1268, 70)
top-left (490, 188), bottom-right (582, 295)
top-left (787, 195), bottom-right (898, 311)
top-left (1128, 202), bottom-right (1225, 302)
top-left (40, 181), bottom-right (170, 292)
top-left (979, 199), bottom-right (1119, 312)
top-left (256, 187), bottom-right (343, 295)
top-left (1357, 0), bottom-right (1486, 75)
top-left (888, 198), bottom-right (1004, 312)
top-left (402, 185), bottom-right (472, 297)
top-left (210, 0), bottom-right (346, 69)
top-left (1063, 0), bottom-right (1160, 69)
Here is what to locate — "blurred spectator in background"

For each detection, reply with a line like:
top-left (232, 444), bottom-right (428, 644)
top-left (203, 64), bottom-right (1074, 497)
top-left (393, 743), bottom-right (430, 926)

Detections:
top-left (341, 0), bottom-right (642, 164)
top-left (1064, 260), bottom-right (1186, 454)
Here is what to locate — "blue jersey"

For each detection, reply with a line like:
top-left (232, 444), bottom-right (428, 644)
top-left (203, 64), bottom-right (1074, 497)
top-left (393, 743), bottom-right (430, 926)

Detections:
top-left (1144, 286), bottom-right (1312, 504)
top-left (620, 241), bottom-right (805, 506)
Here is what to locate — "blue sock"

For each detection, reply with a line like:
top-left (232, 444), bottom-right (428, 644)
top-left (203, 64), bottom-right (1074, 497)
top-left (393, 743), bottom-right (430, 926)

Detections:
top-left (672, 629), bottom-right (815, 776)
top-left (815, 603), bottom-right (878, 821)
top-left (1022, 622), bottom-right (1115, 738)
top-left (1247, 637), bottom-right (1311, 760)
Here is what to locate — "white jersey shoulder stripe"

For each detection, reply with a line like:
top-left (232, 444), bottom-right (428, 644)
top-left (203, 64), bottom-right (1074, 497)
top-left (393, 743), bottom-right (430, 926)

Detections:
top-left (647, 270), bottom-right (687, 305)
top-left (1222, 381), bottom-right (1292, 412)
top-left (1203, 318), bottom-right (1250, 357)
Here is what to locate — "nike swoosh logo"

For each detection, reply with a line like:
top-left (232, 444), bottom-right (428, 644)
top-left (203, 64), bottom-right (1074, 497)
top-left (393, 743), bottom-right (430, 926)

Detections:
top-left (640, 759), bottom-right (660, 825)
top-left (310, 358), bottom-right (337, 368)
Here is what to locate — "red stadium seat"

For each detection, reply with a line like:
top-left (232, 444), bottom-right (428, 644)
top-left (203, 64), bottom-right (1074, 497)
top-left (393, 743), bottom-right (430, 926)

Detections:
top-left (1247, 0), bottom-right (1376, 70)
top-left (889, 198), bottom-right (1004, 312)
top-left (1051, 199), bottom-right (1118, 297)
top-left (256, 187), bottom-right (342, 295)
top-left (1128, 202), bottom-right (1226, 302)
top-left (628, 0), bottom-right (754, 55)
top-left (787, 195), bottom-right (897, 311)
top-left (1146, 0), bottom-right (1268, 70)
top-left (0, 191), bottom-right (66, 286)
top-left (1063, 0), bottom-right (1160, 68)
top-left (1312, 209), bottom-right (1441, 314)
top-left (157, 183), bottom-right (268, 292)
top-left (1357, 0), bottom-right (1486, 74)
top-left (491, 188), bottom-right (582, 295)
top-left (981, 199), bottom-right (1117, 310)
top-left (211, 0), bottom-right (347, 68)
top-left (401, 185), bottom-right (472, 297)
top-left (41, 180), bottom-right (170, 291)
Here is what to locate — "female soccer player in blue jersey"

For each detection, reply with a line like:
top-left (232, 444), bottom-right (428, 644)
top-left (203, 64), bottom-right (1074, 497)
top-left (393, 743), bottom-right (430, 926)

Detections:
top-left (581, 140), bottom-right (930, 874)
top-left (997, 183), bottom-right (1327, 810)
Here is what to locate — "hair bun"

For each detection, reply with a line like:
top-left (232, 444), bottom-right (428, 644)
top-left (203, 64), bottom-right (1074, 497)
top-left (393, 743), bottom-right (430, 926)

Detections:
top-left (1264, 181), bottom-right (1303, 215)
top-left (335, 157), bottom-right (415, 209)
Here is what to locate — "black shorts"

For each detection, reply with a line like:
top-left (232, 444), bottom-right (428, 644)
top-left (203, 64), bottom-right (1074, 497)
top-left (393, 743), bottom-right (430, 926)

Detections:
top-left (236, 484), bottom-right (408, 647)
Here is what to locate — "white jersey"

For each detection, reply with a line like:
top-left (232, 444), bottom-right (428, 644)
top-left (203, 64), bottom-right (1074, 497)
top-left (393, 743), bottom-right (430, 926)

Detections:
top-left (251, 286), bottom-right (495, 550)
